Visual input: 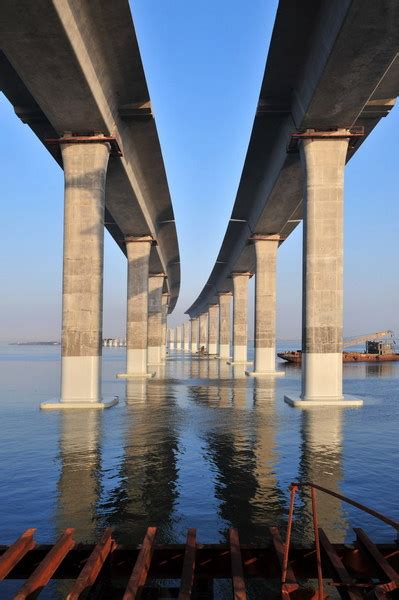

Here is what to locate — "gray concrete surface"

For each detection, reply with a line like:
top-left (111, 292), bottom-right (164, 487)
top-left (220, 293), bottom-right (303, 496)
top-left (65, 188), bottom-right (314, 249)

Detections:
top-left (148, 274), bottom-right (165, 365)
top-left (218, 292), bottom-right (232, 360)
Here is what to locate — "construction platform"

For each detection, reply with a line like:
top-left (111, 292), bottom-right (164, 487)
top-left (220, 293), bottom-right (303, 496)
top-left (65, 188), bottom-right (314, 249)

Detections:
top-left (0, 483), bottom-right (397, 599)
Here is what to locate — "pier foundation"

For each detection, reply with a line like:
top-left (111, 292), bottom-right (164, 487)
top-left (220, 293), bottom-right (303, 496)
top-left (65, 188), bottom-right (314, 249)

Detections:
top-left (161, 294), bottom-right (169, 361)
top-left (285, 132), bottom-right (362, 407)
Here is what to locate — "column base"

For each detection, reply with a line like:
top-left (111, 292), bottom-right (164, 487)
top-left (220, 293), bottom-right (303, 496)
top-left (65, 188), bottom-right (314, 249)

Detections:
top-left (284, 394), bottom-right (363, 408)
top-left (40, 397), bottom-right (119, 410)
top-left (226, 360), bottom-right (253, 366)
top-left (116, 372), bottom-right (155, 379)
top-left (245, 370), bottom-right (285, 378)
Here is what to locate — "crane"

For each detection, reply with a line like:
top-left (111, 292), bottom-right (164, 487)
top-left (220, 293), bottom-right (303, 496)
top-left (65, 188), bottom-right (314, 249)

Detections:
top-left (343, 330), bottom-right (395, 349)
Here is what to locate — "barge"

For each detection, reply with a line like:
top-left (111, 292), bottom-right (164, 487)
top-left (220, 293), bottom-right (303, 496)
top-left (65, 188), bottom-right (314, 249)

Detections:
top-left (279, 330), bottom-right (399, 364)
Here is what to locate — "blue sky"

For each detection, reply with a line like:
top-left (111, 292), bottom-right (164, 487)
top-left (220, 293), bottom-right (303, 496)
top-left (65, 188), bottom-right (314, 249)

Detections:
top-left (0, 0), bottom-right (398, 342)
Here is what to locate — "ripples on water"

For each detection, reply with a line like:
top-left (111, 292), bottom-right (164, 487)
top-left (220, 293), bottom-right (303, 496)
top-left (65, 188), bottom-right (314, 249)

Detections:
top-left (0, 343), bottom-right (398, 558)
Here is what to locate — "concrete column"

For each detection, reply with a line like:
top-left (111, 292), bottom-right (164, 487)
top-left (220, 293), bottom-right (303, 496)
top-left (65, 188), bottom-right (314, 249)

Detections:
top-left (250, 235), bottom-right (284, 377)
top-left (170, 327), bottom-right (176, 350)
top-left (176, 325), bottom-right (182, 350)
top-left (285, 131), bottom-right (362, 407)
top-left (148, 274), bottom-right (165, 365)
top-left (199, 312), bottom-right (208, 351)
top-left (161, 294), bottom-right (170, 360)
top-left (183, 322), bottom-right (190, 352)
top-left (190, 318), bottom-right (199, 353)
top-left (207, 304), bottom-right (219, 355)
top-left (42, 137), bottom-right (117, 409)
top-left (218, 292), bottom-right (232, 360)
top-left (229, 273), bottom-right (251, 364)
top-left (118, 236), bottom-right (153, 378)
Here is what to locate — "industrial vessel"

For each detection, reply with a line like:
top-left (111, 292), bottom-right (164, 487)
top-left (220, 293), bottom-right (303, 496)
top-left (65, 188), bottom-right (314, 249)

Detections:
top-left (278, 330), bottom-right (399, 364)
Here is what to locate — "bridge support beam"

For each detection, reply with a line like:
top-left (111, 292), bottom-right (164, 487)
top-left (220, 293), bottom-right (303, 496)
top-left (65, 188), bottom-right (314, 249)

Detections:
top-left (117, 236), bottom-right (154, 379)
top-left (285, 132), bottom-right (362, 407)
top-left (148, 274), bottom-right (165, 365)
top-left (248, 235), bottom-right (284, 377)
top-left (228, 273), bottom-right (251, 365)
top-left (190, 318), bottom-right (199, 353)
top-left (183, 322), bottom-right (190, 352)
top-left (218, 292), bottom-right (232, 360)
top-left (161, 294), bottom-right (169, 361)
top-left (208, 304), bottom-right (219, 355)
top-left (42, 137), bottom-right (117, 409)
top-left (199, 312), bottom-right (208, 352)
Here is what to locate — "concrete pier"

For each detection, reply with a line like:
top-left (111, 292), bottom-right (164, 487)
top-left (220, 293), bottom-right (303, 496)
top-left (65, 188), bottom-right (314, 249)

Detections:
top-left (199, 312), bottom-right (208, 352)
top-left (161, 294), bottom-right (169, 361)
top-left (218, 292), bottom-right (231, 360)
top-left (176, 325), bottom-right (183, 351)
top-left (190, 318), bottom-right (199, 354)
top-left (148, 274), bottom-right (165, 366)
top-left (117, 236), bottom-right (153, 379)
top-left (170, 328), bottom-right (176, 351)
top-left (229, 273), bottom-right (251, 365)
top-left (285, 132), bottom-right (362, 407)
top-left (183, 322), bottom-right (190, 352)
top-left (42, 137), bottom-right (117, 409)
top-left (207, 304), bottom-right (219, 355)
top-left (249, 235), bottom-right (284, 377)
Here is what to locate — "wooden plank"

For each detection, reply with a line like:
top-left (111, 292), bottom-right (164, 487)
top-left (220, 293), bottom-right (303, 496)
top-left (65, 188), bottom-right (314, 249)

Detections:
top-left (66, 528), bottom-right (114, 600)
top-left (178, 528), bottom-right (196, 600)
top-left (13, 528), bottom-right (75, 600)
top-left (0, 529), bottom-right (36, 580)
top-left (123, 527), bottom-right (157, 600)
top-left (229, 529), bottom-right (247, 600)
top-left (318, 528), bottom-right (363, 600)
top-left (354, 528), bottom-right (398, 584)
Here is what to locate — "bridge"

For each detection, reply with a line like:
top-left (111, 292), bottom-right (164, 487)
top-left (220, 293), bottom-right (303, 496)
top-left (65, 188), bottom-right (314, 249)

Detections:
top-left (0, 0), bottom-right (180, 407)
top-left (178, 0), bottom-right (399, 406)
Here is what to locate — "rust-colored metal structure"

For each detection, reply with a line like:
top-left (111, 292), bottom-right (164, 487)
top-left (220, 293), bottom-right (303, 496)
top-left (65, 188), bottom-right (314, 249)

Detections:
top-left (0, 484), bottom-right (398, 599)
top-left (278, 351), bottom-right (399, 364)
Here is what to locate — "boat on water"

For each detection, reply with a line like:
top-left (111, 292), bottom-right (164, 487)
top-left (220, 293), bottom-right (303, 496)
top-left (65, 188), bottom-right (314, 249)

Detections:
top-left (278, 330), bottom-right (399, 364)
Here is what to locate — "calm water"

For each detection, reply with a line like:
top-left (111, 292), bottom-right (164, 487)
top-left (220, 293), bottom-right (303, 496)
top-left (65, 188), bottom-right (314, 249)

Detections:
top-left (0, 343), bottom-right (398, 566)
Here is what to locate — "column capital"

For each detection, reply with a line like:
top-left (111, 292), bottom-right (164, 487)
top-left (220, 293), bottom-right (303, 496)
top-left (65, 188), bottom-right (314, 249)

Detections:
top-left (288, 127), bottom-right (363, 153)
top-left (45, 132), bottom-right (122, 156)
top-left (217, 291), bottom-right (232, 297)
top-left (249, 233), bottom-right (283, 243)
top-left (149, 272), bottom-right (167, 278)
top-left (231, 271), bottom-right (253, 278)
top-left (125, 235), bottom-right (156, 245)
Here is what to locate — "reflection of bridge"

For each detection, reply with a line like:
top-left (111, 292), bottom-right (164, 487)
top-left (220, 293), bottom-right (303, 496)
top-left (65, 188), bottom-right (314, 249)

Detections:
top-left (173, 0), bottom-right (399, 407)
top-left (0, 0), bottom-right (179, 407)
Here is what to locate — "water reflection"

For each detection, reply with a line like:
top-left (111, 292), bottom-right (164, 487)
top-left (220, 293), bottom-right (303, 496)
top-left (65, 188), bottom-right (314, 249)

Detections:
top-left (296, 408), bottom-right (348, 544)
top-left (56, 410), bottom-right (102, 541)
top-left (197, 368), bottom-right (285, 543)
top-left (118, 380), bottom-right (179, 542)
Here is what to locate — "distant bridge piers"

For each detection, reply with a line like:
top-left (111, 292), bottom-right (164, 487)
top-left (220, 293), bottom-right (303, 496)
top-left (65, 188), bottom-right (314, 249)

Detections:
top-left (249, 235), bottom-right (284, 378)
top-left (117, 236), bottom-right (154, 380)
top-left (190, 318), bottom-right (199, 354)
top-left (148, 274), bottom-right (167, 367)
top-left (218, 292), bottom-right (232, 360)
top-left (229, 273), bottom-right (252, 365)
top-left (207, 304), bottom-right (219, 355)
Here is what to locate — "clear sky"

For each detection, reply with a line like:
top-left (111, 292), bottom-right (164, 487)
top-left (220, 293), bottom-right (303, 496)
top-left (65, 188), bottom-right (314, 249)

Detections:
top-left (0, 0), bottom-right (398, 343)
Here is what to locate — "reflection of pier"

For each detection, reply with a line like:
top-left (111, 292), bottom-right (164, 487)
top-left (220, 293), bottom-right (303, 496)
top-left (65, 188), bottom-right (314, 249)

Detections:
top-left (56, 410), bottom-right (102, 541)
top-left (103, 379), bottom-right (180, 543)
top-left (296, 408), bottom-right (348, 543)
top-left (195, 365), bottom-right (285, 543)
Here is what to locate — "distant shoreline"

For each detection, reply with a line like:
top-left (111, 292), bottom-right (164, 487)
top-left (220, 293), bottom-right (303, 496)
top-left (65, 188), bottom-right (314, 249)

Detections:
top-left (9, 342), bottom-right (60, 346)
